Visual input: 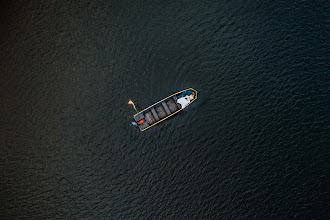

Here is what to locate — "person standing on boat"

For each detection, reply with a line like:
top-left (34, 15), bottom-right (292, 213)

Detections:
top-left (176, 92), bottom-right (195, 109)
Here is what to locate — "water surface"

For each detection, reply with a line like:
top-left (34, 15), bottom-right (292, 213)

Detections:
top-left (1, 0), bottom-right (329, 219)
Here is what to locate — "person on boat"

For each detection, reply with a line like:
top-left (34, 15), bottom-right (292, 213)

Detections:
top-left (188, 92), bottom-right (195, 100)
top-left (176, 92), bottom-right (195, 109)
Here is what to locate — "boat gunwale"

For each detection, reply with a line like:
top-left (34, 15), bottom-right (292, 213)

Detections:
top-left (134, 88), bottom-right (198, 131)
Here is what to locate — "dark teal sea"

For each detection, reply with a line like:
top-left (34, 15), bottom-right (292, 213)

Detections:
top-left (1, 0), bottom-right (329, 219)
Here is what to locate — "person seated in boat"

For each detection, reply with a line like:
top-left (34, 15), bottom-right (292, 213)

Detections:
top-left (176, 92), bottom-right (195, 109)
top-left (188, 92), bottom-right (195, 100)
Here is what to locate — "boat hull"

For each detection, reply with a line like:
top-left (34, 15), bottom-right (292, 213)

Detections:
top-left (134, 88), bottom-right (198, 131)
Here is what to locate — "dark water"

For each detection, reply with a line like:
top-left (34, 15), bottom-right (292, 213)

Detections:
top-left (1, 0), bottom-right (329, 219)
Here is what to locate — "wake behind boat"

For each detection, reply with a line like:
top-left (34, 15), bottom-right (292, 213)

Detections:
top-left (129, 88), bottom-right (198, 131)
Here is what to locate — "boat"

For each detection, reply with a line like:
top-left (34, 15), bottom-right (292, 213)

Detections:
top-left (133, 88), bottom-right (198, 131)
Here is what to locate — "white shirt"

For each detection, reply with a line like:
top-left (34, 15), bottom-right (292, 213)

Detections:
top-left (177, 96), bottom-right (190, 109)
